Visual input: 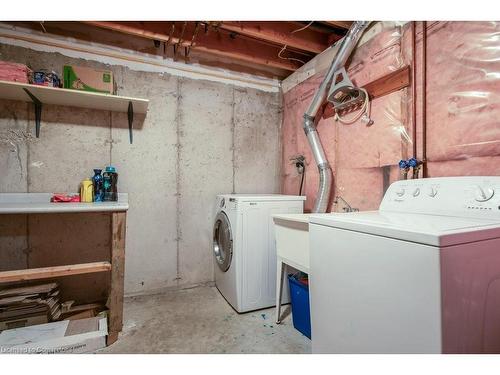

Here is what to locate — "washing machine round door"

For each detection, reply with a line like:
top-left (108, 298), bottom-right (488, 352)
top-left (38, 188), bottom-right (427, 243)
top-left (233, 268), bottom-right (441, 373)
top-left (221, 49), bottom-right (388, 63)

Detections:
top-left (213, 211), bottom-right (233, 272)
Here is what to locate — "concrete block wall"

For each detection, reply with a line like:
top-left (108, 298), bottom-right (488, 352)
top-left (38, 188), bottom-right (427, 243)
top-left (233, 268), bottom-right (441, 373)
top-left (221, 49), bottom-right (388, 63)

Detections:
top-left (0, 43), bottom-right (282, 297)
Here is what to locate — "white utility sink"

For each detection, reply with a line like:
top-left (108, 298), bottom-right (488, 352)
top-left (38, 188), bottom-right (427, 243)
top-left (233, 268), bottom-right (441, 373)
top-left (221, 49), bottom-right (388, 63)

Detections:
top-left (273, 214), bottom-right (311, 272)
top-left (272, 213), bottom-right (312, 324)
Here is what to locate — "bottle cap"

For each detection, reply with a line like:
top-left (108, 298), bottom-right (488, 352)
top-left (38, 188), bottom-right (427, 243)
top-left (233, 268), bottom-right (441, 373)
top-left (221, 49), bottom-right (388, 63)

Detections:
top-left (105, 166), bottom-right (116, 173)
top-left (93, 169), bottom-right (102, 174)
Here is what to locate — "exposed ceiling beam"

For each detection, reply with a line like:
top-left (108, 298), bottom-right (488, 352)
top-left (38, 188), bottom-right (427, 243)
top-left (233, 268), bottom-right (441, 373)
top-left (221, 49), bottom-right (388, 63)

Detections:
top-left (322, 21), bottom-right (353, 30)
top-left (218, 21), bottom-right (331, 54)
top-left (83, 21), bottom-right (303, 71)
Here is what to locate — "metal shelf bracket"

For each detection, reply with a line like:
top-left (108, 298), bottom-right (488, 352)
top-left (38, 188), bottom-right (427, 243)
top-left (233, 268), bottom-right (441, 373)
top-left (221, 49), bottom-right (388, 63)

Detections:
top-left (128, 101), bottom-right (134, 144)
top-left (23, 88), bottom-right (42, 138)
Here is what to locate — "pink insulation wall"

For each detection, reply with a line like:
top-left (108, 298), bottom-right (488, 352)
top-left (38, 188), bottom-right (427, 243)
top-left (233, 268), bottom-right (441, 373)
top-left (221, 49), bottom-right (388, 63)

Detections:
top-left (423, 22), bottom-right (500, 176)
top-left (281, 21), bottom-right (500, 212)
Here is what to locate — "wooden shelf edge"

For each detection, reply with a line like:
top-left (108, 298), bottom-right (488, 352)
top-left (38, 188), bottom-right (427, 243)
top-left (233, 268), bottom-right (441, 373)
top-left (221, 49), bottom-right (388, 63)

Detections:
top-left (0, 261), bottom-right (112, 283)
top-left (0, 79), bottom-right (149, 114)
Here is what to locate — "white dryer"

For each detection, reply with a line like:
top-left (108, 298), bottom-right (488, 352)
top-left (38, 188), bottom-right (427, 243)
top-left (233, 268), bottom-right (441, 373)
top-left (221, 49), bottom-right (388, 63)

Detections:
top-left (213, 194), bottom-right (305, 313)
top-left (309, 176), bottom-right (500, 353)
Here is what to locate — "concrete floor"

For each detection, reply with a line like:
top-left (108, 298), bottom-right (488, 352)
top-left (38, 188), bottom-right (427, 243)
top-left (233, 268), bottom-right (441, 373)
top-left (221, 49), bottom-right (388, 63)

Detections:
top-left (100, 285), bottom-right (311, 354)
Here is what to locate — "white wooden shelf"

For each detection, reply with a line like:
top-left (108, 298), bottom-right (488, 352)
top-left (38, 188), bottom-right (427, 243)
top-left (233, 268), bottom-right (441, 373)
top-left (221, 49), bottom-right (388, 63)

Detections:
top-left (0, 80), bottom-right (148, 113)
top-left (0, 79), bottom-right (149, 143)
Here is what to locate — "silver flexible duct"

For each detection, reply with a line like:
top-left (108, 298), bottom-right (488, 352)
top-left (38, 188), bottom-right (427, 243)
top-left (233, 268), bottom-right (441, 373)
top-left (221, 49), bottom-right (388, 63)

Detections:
top-left (303, 21), bottom-right (370, 213)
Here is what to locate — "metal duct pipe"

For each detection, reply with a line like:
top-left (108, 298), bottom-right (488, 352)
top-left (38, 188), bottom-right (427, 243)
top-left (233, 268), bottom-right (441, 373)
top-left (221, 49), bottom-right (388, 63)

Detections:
top-left (303, 21), bottom-right (370, 213)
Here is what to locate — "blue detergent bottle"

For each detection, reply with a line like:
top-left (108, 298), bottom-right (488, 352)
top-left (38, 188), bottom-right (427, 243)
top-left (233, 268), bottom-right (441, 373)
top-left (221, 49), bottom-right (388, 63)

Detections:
top-left (103, 166), bottom-right (118, 202)
top-left (92, 169), bottom-right (104, 202)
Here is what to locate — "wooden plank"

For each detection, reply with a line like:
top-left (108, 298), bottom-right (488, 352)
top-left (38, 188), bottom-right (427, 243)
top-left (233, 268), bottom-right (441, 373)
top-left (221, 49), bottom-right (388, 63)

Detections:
top-left (107, 211), bottom-right (126, 345)
top-left (322, 66), bottom-right (411, 119)
top-left (363, 65), bottom-right (411, 99)
top-left (0, 282), bottom-right (58, 297)
top-left (322, 21), bottom-right (353, 30)
top-left (68, 302), bottom-right (103, 313)
top-left (0, 262), bottom-right (111, 283)
top-left (84, 21), bottom-right (303, 71)
top-left (83, 21), bottom-right (186, 46)
top-left (0, 80), bottom-right (149, 114)
top-left (219, 21), bottom-right (330, 54)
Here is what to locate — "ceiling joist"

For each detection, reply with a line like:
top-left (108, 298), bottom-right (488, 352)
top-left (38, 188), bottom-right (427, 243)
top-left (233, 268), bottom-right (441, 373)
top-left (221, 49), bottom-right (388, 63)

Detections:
top-left (84, 21), bottom-right (304, 71)
top-left (218, 21), bottom-right (331, 54)
top-left (322, 21), bottom-right (353, 30)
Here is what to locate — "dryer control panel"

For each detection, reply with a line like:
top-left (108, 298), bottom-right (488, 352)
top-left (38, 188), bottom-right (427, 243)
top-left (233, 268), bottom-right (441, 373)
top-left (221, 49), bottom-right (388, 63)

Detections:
top-left (380, 176), bottom-right (500, 219)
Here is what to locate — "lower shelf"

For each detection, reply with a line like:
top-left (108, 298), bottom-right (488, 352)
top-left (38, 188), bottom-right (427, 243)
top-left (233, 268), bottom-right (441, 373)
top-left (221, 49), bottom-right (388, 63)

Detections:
top-left (0, 261), bottom-right (112, 283)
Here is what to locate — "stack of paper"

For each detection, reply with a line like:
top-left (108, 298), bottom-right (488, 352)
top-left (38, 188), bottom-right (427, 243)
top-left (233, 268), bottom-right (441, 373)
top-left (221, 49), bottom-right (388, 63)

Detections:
top-left (0, 283), bottom-right (61, 331)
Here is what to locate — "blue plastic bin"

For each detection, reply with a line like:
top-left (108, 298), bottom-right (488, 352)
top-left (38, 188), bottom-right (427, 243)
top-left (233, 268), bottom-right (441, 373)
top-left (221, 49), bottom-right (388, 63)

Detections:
top-left (288, 273), bottom-right (311, 339)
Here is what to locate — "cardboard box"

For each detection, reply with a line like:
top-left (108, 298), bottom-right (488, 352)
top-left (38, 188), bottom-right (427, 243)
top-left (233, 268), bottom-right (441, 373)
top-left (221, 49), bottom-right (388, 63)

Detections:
top-left (0, 282), bottom-right (61, 332)
top-left (0, 317), bottom-right (107, 354)
top-left (63, 65), bottom-right (114, 94)
top-left (0, 314), bottom-right (48, 332)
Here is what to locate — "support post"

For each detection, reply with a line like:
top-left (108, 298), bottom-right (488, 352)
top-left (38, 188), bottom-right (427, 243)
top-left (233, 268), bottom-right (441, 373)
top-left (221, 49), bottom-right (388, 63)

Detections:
top-left (275, 259), bottom-right (287, 324)
top-left (107, 211), bottom-right (126, 345)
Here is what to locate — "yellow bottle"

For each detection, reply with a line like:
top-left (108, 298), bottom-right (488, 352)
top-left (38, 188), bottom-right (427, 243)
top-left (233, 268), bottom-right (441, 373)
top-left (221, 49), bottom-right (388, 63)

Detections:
top-left (80, 179), bottom-right (93, 203)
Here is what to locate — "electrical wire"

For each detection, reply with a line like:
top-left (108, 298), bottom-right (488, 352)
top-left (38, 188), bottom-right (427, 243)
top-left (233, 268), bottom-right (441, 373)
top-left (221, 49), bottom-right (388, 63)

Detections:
top-left (291, 21), bottom-right (314, 34)
top-left (185, 22), bottom-right (200, 58)
top-left (278, 46), bottom-right (306, 65)
top-left (174, 21), bottom-right (187, 59)
top-left (166, 23), bottom-right (175, 48)
top-left (334, 88), bottom-right (371, 125)
top-left (278, 21), bottom-right (315, 66)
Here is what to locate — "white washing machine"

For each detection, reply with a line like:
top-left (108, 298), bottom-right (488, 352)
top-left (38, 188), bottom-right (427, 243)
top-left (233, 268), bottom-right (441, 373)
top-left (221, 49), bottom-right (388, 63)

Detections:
top-left (309, 177), bottom-right (500, 353)
top-left (213, 194), bottom-right (305, 313)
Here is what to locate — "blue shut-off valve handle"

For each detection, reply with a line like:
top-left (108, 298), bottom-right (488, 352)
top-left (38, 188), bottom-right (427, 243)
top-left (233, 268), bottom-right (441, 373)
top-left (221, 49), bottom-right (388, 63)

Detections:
top-left (399, 158), bottom-right (422, 179)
